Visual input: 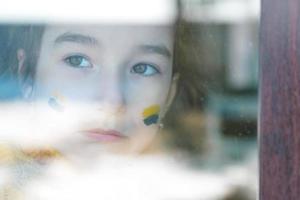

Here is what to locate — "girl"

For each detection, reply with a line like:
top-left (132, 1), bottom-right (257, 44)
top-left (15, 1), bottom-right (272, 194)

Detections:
top-left (0, 16), bottom-right (205, 200)
top-left (1, 23), bottom-right (181, 160)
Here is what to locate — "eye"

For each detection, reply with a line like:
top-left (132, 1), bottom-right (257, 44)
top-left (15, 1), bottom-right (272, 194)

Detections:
top-left (64, 55), bottom-right (93, 68)
top-left (130, 63), bottom-right (160, 76)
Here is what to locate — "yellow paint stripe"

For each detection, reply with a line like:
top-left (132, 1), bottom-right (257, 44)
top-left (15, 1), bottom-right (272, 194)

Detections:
top-left (142, 105), bottom-right (160, 118)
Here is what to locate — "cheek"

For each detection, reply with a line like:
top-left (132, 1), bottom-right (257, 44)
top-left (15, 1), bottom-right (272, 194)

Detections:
top-left (127, 103), bottom-right (165, 130)
top-left (48, 93), bottom-right (65, 112)
top-left (123, 104), bottom-right (162, 152)
top-left (36, 70), bottom-right (97, 103)
top-left (142, 104), bottom-right (160, 126)
top-left (125, 76), bottom-right (171, 103)
top-left (125, 78), bottom-right (171, 127)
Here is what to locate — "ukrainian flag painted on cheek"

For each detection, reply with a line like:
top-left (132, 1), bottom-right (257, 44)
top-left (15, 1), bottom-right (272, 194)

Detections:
top-left (142, 105), bottom-right (160, 126)
top-left (48, 92), bottom-right (65, 112)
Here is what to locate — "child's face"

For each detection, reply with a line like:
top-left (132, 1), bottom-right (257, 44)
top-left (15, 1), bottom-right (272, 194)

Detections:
top-left (31, 25), bottom-right (176, 154)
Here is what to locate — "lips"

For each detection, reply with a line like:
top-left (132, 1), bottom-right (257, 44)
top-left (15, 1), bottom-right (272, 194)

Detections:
top-left (82, 128), bottom-right (127, 142)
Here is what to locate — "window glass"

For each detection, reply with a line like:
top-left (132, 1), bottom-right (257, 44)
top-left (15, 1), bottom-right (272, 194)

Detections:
top-left (0, 1), bottom-right (259, 199)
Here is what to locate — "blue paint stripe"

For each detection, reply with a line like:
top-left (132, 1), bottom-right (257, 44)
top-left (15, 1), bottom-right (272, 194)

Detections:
top-left (143, 115), bottom-right (159, 126)
top-left (48, 97), bottom-right (64, 111)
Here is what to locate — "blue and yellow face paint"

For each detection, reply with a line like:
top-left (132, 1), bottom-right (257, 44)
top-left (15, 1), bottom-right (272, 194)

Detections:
top-left (142, 105), bottom-right (160, 126)
top-left (48, 92), bottom-right (65, 112)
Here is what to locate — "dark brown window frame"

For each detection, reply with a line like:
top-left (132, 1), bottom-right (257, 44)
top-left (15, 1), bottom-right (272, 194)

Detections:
top-left (260, 0), bottom-right (300, 199)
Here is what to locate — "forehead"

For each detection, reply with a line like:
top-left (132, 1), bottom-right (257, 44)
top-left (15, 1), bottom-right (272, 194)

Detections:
top-left (42, 25), bottom-right (174, 50)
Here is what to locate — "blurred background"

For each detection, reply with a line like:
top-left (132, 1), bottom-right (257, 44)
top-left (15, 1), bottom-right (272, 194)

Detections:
top-left (162, 0), bottom-right (259, 199)
top-left (0, 0), bottom-right (259, 199)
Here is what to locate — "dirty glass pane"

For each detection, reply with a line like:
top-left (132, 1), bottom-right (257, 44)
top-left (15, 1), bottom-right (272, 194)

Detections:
top-left (0, 0), bottom-right (258, 199)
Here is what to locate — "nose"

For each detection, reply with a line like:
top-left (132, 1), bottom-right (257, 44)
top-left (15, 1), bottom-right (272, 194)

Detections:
top-left (94, 71), bottom-right (125, 114)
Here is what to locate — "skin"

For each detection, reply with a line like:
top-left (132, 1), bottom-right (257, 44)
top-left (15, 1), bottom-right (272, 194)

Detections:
top-left (19, 25), bottom-right (178, 159)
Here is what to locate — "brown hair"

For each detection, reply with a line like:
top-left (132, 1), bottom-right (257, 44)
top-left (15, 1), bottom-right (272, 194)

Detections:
top-left (0, 25), bottom-right (44, 100)
top-left (10, 25), bottom-right (44, 87)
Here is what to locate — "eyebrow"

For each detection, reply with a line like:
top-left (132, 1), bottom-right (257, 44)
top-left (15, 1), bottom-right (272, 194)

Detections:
top-left (138, 44), bottom-right (172, 59)
top-left (54, 32), bottom-right (99, 46)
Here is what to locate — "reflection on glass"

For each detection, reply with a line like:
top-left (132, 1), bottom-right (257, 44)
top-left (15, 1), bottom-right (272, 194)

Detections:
top-left (0, 0), bottom-right (259, 199)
